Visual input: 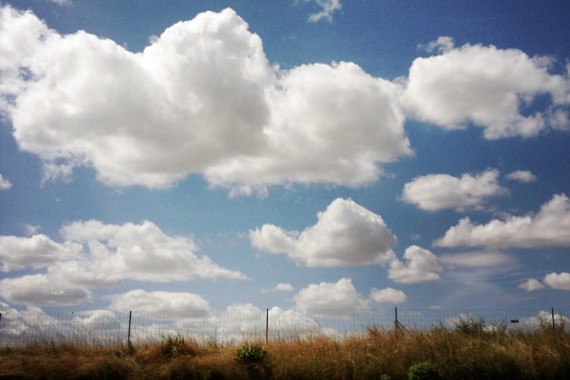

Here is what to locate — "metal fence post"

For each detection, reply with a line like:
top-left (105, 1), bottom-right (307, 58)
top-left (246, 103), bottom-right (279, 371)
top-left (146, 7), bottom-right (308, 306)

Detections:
top-left (127, 311), bottom-right (132, 347)
top-left (265, 308), bottom-right (269, 343)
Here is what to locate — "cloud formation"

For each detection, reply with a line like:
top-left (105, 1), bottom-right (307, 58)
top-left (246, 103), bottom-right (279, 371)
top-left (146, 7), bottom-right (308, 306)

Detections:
top-left (305, 0), bottom-right (342, 23)
top-left (0, 234), bottom-right (81, 272)
top-left (435, 194), bottom-right (570, 248)
top-left (402, 169), bottom-right (506, 211)
top-left (59, 219), bottom-right (246, 283)
top-left (0, 174), bottom-right (12, 190)
top-left (439, 251), bottom-right (515, 268)
top-left (3, 7), bottom-right (569, 193)
top-left (402, 37), bottom-right (570, 139)
top-left (519, 279), bottom-right (546, 292)
top-left (505, 170), bottom-right (537, 183)
top-left (293, 278), bottom-right (368, 317)
top-left (249, 198), bottom-right (397, 266)
top-left (369, 287), bottom-right (407, 304)
top-left (388, 245), bottom-right (443, 284)
top-left (0, 220), bottom-right (245, 307)
top-left (108, 289), bottom-right (211, 317)
top-left (0, 274), bottom-right (91, 306)
top-left (520, 273), bottom-right (570, 292)
top-left (543, 272), bottom-right (570, 291)
top-left (1, 6), bottom-right (410, 192)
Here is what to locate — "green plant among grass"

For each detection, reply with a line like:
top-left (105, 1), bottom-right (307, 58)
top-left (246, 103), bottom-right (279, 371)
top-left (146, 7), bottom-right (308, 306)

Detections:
top-left (407, 360), bottom-right (440, 380)
top-left (235, 342), bottom-right (267, 364)
top-left (453, 315), bottom-right (485, 335)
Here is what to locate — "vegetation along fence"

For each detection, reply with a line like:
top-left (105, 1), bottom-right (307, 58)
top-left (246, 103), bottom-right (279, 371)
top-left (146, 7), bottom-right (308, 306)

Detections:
top-left (0, 307), bottom-right (567, 347)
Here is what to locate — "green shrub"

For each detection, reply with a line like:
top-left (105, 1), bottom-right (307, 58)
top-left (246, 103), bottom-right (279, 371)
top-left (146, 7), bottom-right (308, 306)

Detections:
top-left (161, 334), bottom-right (186, 359)
top-left (235, 343), bottom-right (267, 364)
top-left (453, 315), bottom-right (485, 335)
top-left (408, 360), bottom-right (440, 380)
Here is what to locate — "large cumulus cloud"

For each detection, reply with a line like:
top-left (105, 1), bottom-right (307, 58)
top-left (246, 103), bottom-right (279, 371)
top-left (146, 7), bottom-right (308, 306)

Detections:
top-left (435, 194), bottom-right (570, 248)
top-left (2, 7), bottom-right (569, 193)
top-left (249, 198), bottom-right (397, 266)
top-left (1, 5), bottom-right (411, 192)
top-left (401, 37), bottom-right (570, 139)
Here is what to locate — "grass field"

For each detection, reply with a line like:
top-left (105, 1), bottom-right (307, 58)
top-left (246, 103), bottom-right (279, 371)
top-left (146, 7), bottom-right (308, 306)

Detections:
top-left (1, 320), bottom-right (569, 380)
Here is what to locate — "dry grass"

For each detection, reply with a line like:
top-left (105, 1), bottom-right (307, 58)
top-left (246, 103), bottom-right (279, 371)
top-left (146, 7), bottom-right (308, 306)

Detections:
top-left (0, 327), bottom-right (569, 379)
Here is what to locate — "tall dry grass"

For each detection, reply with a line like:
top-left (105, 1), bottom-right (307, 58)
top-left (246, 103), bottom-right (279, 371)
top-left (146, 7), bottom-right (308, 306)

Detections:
top-left (0, 326), bottom-right (569, 379)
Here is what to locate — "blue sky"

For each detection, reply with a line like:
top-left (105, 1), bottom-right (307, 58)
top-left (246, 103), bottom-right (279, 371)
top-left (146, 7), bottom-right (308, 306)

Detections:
top-left (1, 0), bottom-right (570, 332)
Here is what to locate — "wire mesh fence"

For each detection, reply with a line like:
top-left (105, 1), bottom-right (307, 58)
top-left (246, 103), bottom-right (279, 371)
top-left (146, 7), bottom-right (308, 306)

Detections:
top-left (1, 306), bottom-right (567, 347)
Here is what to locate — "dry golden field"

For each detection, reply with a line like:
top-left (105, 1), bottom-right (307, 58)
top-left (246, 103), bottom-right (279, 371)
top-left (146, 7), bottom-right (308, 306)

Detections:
top-left (1, 324), bottom-right (569, 380)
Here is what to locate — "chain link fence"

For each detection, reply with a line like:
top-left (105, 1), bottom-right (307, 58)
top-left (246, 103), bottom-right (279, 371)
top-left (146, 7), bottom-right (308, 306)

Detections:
top-left (1, 306), bottom-right (567, 347)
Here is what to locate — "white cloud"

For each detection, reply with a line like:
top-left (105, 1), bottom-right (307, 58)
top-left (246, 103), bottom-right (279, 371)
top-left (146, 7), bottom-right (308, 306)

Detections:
top-left (0, 174), bottom-right (12, 190)
top-left (401, 36), bottom-right (570, 139)
top-left (108, 289), bottom-right (211, 317)
top-left (274, 283), bottom-right (294, 292)
top-left (543, 272), bottom-right (570, 290)
top-left (21, 223), bottom-right (41, 236)
top-left (1, 6), bottom-right (411, 192)
top-left (57, 219), bottom-right (247, 284)
top-left (434, 194), bottom-right (570, 248)
top-left (211, 304), bottom-right (321, 341)
top-left (205, 61), bottom-right (411, 193)
top-left (402, 169), bottom-right (506, 211)
top-left (519, 279), bottom-right (546, 292)
top-left (293, 278), bottom-right (368, 317)
top-left (369, 287), bottom-right (407, 304)
top-left (47, 0), bottom-right (72, 5)
top-left (0, 302), bottom-right (64, 341)
top-left (439, 251), bottom-right (515, 268)
top-left (305, 0), bottom-right (342, 23)
top-left (76, 310), bottom-right (121, 331)
top-left (388, 245), bottom-right (443, 284)
top-left (505, 170), bottom-right (537, 183)
top-left (250, 198), bottom-right (397, 267)
top-left (422, 36), bottom-right (455, 54)
top-left (520, 310), bottom-right (569, 329)
top-left (0, 274), bottom-right (91, 306)
top-left (0, 234), bottom-right (81, 272)
top-left (261, 282), bottom-right (295, 294)
top-left (0, 220), bottom-right (246, 307)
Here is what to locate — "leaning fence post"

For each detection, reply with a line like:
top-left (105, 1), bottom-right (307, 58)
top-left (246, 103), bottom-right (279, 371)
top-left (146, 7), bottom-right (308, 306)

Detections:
top-left (127, 311), bottom-right (132, 347)
top-left (265, 308), bottom-right (269, 343)
top-left (551, 307), bottom-right (555, 329)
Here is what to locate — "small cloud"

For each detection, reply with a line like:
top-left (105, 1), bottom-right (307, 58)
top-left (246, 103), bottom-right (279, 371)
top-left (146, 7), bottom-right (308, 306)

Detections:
top-left (21, 224), bottom-right (41, 236)
top-left (505, 170), bottom-right (537, 183)
top-left (421, 36), bottom-right (455, 53)
top-left (543, 272), bottom-right (570, 290)
top-left (440, 251), bottom-right (515, 268)
top-left (47, 0), bottom-right (72, 5)
top-left (402, 169), bottom-right (506, 212)
top-left (369, 287), bottom-right (407, 304)
top-left (274, 283), bottom-right (294, 292)
top-left (388, 246), bottom-right (443, 284)
top-left (305, 0), bottom-right (342, 23)
top-left (0, 174), bottom-right (12, 190)
top-left (519, 279), bottom-right (546, 292)
top-left (108, 289), bottom-right (210, 317)
top-left (262, 282), bottom-right (294, 294)
top-left (293, 278), bottom-right (368, 317)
